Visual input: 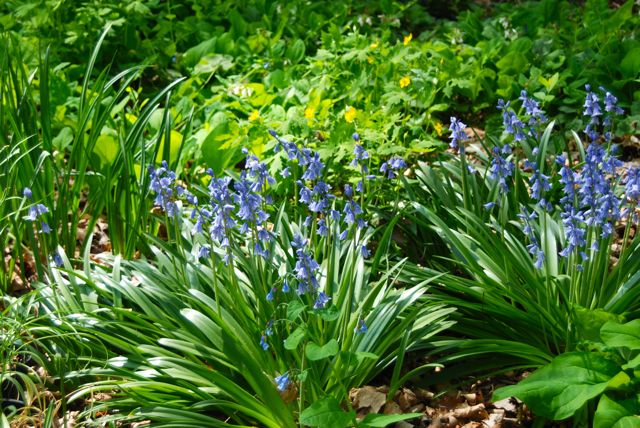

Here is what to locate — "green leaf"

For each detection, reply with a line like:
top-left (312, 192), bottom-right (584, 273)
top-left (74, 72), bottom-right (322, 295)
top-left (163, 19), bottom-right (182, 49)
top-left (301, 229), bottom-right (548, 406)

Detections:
top-left (316, 305), bottom-right (340, 321)
top-left (285, 39), bottom-right (305, 64)
top-left (606, 371), bottom-right (633, 391)
top-left (287, 300), bottom-right (306, 320)
top-left (183, 37), bottom-right (217, 68)
top-left (360, 413), bottom-right (423, 427)
top-left (601, 320), bottom-right (640, 351)
top-left (228, 9), bottom-right (246, 37)
top-left (94, 134), bottom-right (119, 165)
top-left (575, 307), bottom-right (622, 342)
top-left (493, 352), bottom-right (621, 420)
top-left (621, 48), bottom-right (640, 78)
top-left (284, 325), bottom-right (306, 350)
top-left (594, 394), bottom-right (640, 428)
top-left (52, 126), bottom-right (73, 151)
top-left (625, 354), bottom-right (640, 370)
top-left (299, 397), bottom-right (354, 428)
top-left (306, 339), bottom-right (339, 361)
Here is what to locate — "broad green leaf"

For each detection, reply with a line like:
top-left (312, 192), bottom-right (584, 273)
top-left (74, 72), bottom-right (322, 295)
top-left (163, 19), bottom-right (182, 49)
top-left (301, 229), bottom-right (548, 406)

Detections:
top-left (621, 48), bottom-right (640, 78)
top-left (306, 339), bottom-right (339, 361)
top-left (493, 352), bottom-right (620, 420)
top-left (360, 413), bottom-right (423, 427)
top-left (601, 320), bottom-right (640, 350)
top-left (287, 300), bottom-right (306, 321)
top-left (183, 37), bottom-right (217, 68)
top-left (594, 394), bottom-right (640, 428)
top-left (284, 325), bottom-right (306, 350)
top-left (574, 307), bottom-right (622, 342)
top-left (607, 371), bottom-right (633, 391)
top-left (52, 126), bottom-right (73, 151)
top-left (94, 133), bottom-right (119, 165)
top-left (625, 354), bottom-right (640, 370)
top-left (299, 397), bottom-right (354, 428)
top-left (285, 39), bottom-right (305, 64)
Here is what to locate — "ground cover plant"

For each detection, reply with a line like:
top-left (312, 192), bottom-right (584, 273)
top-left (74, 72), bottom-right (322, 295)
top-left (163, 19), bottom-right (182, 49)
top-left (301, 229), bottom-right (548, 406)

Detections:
top-left (1, 0), bottom-right (640, 427)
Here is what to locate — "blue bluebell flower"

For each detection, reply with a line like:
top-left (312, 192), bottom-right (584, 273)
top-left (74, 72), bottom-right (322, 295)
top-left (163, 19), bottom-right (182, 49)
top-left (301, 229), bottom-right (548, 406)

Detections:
top-left (518, 90), bottom-right (547, 130)
top-left (260, 335), bottom-right (269, 351)
top-left (317, 218), bottom-right (328, 236)
top-left (244, 151), bottom-right (276, 192)
top-left (343, 199), bottom-right (363, 226)
top-left (497, 100), bottom-right (526, 142)
top-left (313, 291), bottom-right (331, 310)
top-left (517, 207), bottom-right (545, 270)
top-left (354, 318), bottom-right (368, 334)
top-left (559, 208), bottom-right (586, 258)
top-left (234, 174), bottom-right (268, 227)
top-left (351, 143), bottom-right (370, 175)
top-left (25, 204), bottom-right (49, 222)
top-left (489, 145), bottom-right (514, 193)
top-left (148, 161), bottom-right (180, 217)
top-left (583, 85), bottom-right (602, 142)
top-left (266, 288), bottom-right (275, 301)
top-left (52, 251), bottom-right (63, 267)
top-left (282, 280), bottom-right (290, 293)
top-left (449, 117), bottom-right (467, 150)
top-left (301, 152), bottom-right (324, 181)
top-left (208, 176), bottom-right (236, 250)
top-left (23, 187), bottom-right (33, 199)
top-left (380, 157), bottom-right (407, 179)
top-left (275, 372), bottom-right (290, 392)
top-left (624, 167), bottom-right (640, 202)
top-left (360, 244), bottom-right (371, 258)
top-left (344, 184), bottom-right (353, 199)
top-left (292, 234), bottom-right (320, 293)
top-left (198, 245), bottom-right (211, 259)
top-left (525, 160), bottom-right (551, 207)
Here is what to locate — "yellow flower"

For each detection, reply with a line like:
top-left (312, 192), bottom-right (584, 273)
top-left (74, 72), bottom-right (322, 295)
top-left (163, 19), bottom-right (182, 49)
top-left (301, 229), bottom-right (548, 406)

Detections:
top-left (344, 106), bottom-right (357, 123)
top-left (370, 41), bottom-right (379, 49)
top-left (367, 56), bottom-right (374, 64)
top-left (399, 76), bottom-right (411, 88)
top-left (403, 33), bottom-right (412, 46)
top-left (248, 110), bottom-right (260, 121)
top-left (434, 121), bottom-right (444, 137)
top-left (304, 106), bottom-right (316, 120)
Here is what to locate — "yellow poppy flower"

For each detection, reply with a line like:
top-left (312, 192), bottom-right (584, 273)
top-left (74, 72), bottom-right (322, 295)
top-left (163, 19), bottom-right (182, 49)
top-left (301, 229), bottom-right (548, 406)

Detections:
top-left (403, 33), bottom-right (412, 45)
top-left (344, 106), bottom-right (357, 123)
top-left (434, 121), bottom-right (444, 136)
top-left (370, 41), bottom-right (379, 49)
top-left (304, 106), bottom-right (316, 120)
top-left (248, 110), bottom-right (260, 121)
top-left (399, 76), bottom-right (411, 88)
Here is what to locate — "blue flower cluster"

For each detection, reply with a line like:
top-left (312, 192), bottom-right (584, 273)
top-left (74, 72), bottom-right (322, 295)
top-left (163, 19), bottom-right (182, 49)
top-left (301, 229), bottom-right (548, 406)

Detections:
top-left (448, 117), bottom-right (468, 151)
top-left (518, 207), bottom-right (545, 269)
top-left (489, 144), bottom-right (514, 193)
top-left (23, 187), bottom-right (51, 234)
top-left (380, 157), bottom-right (407, 179)
top-left (583, 85), bottom-right (624, 142)
top-left (470, 87), bottom-right (629, 271)
top-left (148, 161), bottom-right (182, 218)
top-left (497, 90), bottom-right (547, 142)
